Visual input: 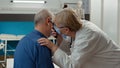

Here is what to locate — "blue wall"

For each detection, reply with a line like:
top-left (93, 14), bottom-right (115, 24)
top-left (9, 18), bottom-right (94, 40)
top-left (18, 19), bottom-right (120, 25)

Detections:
top-left (0, 21), bottom-right (34, 55)
top-left (0, 21), bottom-right (34, 35)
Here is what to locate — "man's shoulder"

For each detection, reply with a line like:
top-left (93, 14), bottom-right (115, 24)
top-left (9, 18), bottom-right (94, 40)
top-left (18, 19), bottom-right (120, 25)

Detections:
top-left (18, 32), bottom-right (44, 46)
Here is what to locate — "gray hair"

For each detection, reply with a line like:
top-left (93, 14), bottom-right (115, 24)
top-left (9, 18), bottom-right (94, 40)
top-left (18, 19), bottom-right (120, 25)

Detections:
top-left (34, 9), bottom-right (53, 25)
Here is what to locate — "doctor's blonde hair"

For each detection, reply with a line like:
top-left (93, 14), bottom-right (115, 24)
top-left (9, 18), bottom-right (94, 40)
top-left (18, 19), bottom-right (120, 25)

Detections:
top-left (55, 8), bottom-right (82, 32)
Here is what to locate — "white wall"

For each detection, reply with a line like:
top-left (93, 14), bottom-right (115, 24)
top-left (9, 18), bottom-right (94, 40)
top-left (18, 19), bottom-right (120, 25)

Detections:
top-left (90, 0), bottom-right (120, 45)
top-left (0, 0), bottom-right (90, 14)
top-left (0, 0), bottom-right (79, 14)
top-left (103, 0), bottom-right (118, 43)
top-left (118, 0), bottom-right (120, 45)
top-left (90, 0), bottom-right (102, 28)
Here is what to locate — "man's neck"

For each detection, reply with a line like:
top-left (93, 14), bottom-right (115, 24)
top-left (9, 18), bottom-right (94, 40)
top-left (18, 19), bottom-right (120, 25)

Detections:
top-left (35, 27), bottom-right (47, 37)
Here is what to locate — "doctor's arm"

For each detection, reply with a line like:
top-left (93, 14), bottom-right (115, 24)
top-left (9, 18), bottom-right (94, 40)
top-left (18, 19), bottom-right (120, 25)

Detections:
top-left (53, 32), bottom-right (101, 68)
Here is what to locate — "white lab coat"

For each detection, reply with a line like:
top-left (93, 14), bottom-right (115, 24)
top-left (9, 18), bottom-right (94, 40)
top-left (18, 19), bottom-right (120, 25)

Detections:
top-left (52, 20), bottom-right (120, 68)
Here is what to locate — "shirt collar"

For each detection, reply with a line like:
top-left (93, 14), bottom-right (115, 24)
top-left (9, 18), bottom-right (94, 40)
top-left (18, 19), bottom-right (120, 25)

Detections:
top-left (33, 29), bottom-right (47, 38)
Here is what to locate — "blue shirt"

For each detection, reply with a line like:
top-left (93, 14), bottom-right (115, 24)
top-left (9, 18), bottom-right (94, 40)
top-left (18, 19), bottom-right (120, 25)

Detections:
top-left (14, 30), bottom-right (54, 68)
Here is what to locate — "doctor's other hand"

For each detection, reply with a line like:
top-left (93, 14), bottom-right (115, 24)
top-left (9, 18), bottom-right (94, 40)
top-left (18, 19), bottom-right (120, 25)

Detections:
top-left (51, 28), bottom-right (63, 46)
top-left (51, 28), bottom-right (58, 38)
top-left (38, 38), bottom-right (58, 53)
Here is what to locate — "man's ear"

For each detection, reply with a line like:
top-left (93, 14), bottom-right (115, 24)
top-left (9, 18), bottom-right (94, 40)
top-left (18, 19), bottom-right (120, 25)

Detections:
top-left (45, 17), bottom-right (50, 25)
top-left (65, 28), bottom-right (70, 34)
top-left (46, 17), bottom-right (51, 25)
top-left (47, 17), bottom-right (52, 22)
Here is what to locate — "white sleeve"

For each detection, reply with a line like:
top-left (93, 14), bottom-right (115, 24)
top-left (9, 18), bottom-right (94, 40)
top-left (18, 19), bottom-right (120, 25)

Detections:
top-left (53, 31), bottom-right (101, 68)
top-left (59, 39), bottom-right (71, 55)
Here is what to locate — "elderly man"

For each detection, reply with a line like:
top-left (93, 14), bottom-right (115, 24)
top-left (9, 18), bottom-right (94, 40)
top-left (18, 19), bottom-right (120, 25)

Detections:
top-left (14, 9), bottom-right (54, 68)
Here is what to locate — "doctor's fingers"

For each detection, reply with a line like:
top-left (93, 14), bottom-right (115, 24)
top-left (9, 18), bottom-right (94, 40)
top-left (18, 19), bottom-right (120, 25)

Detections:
top-left (38, 38), bottom-right (49, 46)
top-left (51, 32), bottom-right (57, 37)
top-left (51, 28), bottom-right (55, 32)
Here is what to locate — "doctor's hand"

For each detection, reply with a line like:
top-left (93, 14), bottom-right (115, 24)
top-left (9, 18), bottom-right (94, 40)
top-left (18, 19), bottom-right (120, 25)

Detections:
top-left (38, 38), bottom-right (58, 53)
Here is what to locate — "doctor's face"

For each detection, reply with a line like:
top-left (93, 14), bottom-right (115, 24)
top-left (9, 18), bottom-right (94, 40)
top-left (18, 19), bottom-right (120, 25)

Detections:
top-left (54, 21), bottom-right (69, 36)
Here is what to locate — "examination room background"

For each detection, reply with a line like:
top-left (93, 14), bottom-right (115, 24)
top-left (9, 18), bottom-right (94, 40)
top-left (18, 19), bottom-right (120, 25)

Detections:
top-left (0, 0), bottom-right (120, 68)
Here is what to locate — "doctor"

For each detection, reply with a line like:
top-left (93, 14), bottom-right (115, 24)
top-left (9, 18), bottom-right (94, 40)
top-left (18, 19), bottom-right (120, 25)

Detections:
top-left (38, 8), bottom-right (120, 68)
